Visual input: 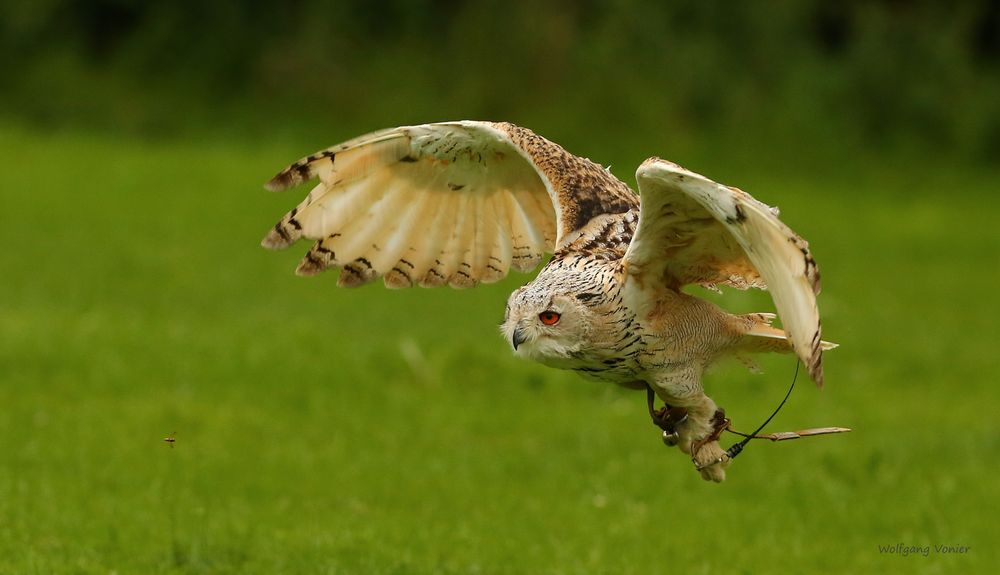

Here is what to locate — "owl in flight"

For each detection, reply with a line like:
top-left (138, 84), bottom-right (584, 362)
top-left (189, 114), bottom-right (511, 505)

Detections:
top-left (262, 121), bottom-right (834, 482)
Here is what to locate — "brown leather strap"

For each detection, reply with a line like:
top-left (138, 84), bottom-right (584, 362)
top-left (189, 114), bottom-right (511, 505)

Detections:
top-left (645, 385), bottom-right (689, 434)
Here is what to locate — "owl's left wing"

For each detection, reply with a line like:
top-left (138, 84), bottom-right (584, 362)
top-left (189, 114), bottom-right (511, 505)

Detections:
top-left (623, 158), bottom-right (826, 385)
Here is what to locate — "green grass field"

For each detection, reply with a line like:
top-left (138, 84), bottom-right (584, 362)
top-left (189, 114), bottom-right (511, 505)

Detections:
top-left (1, 125), bottom-right (996, 574)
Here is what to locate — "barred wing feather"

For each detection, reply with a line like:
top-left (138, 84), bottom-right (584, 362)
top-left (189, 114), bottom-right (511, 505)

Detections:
top-left (263, 122), bottom-right (556, 288)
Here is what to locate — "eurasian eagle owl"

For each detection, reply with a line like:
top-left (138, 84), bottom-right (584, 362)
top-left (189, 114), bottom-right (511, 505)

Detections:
top-left (262, 121), bottom-right (835, 482)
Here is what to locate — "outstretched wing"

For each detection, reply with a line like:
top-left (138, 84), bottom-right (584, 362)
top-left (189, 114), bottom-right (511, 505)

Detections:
top-left (263, 121), bottom-right (635, 288)
top-left (624, 158), bottom-right (826, 385)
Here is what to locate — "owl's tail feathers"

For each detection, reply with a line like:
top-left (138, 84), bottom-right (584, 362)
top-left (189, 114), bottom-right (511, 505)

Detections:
top-left (736, 313), bottom-right (838, 356)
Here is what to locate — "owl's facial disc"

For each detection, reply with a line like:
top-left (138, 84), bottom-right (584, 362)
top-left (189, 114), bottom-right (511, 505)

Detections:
top-left (502, 290), bottom-right (586, 363)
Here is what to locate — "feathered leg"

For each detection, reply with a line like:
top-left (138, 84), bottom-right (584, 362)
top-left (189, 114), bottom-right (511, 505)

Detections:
top-left (651, 367), bottom-right (731, 482)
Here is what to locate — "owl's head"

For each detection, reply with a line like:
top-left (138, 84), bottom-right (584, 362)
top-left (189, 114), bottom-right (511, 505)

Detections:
top-left (500, 283), bottom-right (596, 366)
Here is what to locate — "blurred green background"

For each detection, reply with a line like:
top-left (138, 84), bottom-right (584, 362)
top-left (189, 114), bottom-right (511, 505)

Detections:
top-left (1, 1), bottom-right (998, 573)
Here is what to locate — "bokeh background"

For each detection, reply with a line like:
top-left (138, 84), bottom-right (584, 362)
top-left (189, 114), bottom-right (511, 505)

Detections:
top-left (2, 2), bottom-right (998, 573)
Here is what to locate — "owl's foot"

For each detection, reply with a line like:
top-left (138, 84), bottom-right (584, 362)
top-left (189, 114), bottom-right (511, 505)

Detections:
top-left (689, 409), bottom-right (732, 482)
top-left (691, 440), bottom-right (730, 482)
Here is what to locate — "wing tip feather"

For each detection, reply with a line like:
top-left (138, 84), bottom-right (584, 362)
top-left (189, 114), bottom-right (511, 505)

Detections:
top-left (510, 252), bottom-right (542, 273)
top-left (262, 227), bottom-right (294, 250)
top-left (480, 268), bottom-right (507, 284)
top-left (266, 150), bottom-right (338, 192)
top-left (811, 365), bottom-right (825, 388)
top-left (447, 271), bottom-right (479, 289)
top-left (337, 259), bottom-right (377, 287)
top-left (807, 338), bottom-right (825, 388)
top-left (265, 168), bottom-right (304, 192)
top-left (384, 268), bottom-right (415, 289)
top-left (418, 268), bottom-right (448, 288)
top-left (294, 256), bottom-right (324, 276)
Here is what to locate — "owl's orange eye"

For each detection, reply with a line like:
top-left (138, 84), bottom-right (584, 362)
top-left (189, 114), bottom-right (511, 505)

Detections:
top-left (538, 311), bottom-right (561, 326)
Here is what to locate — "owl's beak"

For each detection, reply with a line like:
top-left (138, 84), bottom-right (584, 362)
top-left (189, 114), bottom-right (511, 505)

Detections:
top-left (512, 326), bottom-right (528, 350)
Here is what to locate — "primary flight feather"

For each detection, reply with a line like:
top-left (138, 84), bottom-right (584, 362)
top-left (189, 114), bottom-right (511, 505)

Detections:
top-left (262, 120), bottom-right (834, 482)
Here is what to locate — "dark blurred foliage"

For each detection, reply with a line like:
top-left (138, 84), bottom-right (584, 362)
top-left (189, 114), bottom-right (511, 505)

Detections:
top-left (2, 0), bottom-right (999, 162)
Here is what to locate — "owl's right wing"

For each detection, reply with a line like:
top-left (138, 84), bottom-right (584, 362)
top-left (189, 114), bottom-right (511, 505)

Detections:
top-left (263, 121), bottom-right (636, 288)
top-left (623, 158), bottom-right (826, 386)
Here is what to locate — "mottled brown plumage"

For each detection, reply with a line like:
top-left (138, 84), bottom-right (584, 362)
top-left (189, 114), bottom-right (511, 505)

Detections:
top-left (262, 121), bottom-right (836, 482)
